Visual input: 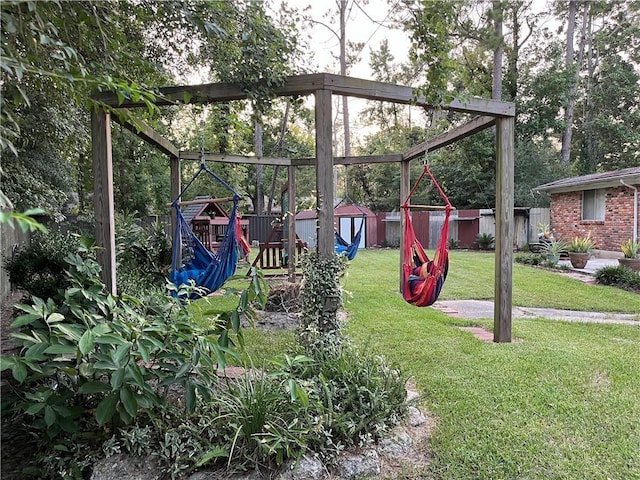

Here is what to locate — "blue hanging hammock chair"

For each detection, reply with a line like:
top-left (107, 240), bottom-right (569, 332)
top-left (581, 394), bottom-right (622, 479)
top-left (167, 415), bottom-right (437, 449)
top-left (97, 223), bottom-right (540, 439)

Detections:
top-left (334, 197), bottom-right (367, 261)
top-left (170, 162), bottom-right (240, 298)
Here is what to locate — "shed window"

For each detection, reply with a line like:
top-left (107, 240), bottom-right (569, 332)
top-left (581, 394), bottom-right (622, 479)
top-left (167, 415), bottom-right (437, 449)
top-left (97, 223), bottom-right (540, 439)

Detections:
top-left (582, 189), bottom-right (605, 221)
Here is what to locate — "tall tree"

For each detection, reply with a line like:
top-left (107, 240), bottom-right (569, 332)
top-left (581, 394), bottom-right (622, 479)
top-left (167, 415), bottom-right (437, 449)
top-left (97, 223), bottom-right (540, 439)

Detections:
top-left (572, 1), bottom-right (640, 172)
top-left (560, 0), bottom-right (589, 167)
top-left (492, 0), bottom-right (504, 101)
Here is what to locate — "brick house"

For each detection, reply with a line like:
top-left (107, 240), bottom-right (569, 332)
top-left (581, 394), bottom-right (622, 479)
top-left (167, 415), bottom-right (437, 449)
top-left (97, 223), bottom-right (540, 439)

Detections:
top-left (535, 167), bottom-right (640, 252)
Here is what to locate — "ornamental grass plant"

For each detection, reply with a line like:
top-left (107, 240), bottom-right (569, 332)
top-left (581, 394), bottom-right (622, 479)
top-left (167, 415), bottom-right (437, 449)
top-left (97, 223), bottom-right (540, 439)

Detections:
top-left (621, 239), bottom-right (640, 258)
top-left (567, 232), bottom-right (595, 253)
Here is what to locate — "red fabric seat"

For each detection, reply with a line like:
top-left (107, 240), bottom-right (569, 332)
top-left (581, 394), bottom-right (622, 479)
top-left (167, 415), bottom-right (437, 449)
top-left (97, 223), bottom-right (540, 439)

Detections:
top-left (401, 165), bottom-right (453, 307)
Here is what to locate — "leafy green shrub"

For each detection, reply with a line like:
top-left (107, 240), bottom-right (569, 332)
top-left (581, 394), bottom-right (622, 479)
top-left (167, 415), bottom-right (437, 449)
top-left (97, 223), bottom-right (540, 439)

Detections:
top-left (4, 230), bottom-right (84, 299)
top-left (0, 249), bottom-right (268, 477)
top-left (273, 343), bottom-right (407, 461)
top-left (115, 213), bottom-right (172, 295)
top-left (595, 265), bottom-right (640, 292)
top-left (448, 238), bottom-right (460, 249)
top-left (475, 233), bottom-right (495, 250)
top-left (299, 251), bottom-right (347, 344)
top-left (514, 253), bottom-right (544, 265)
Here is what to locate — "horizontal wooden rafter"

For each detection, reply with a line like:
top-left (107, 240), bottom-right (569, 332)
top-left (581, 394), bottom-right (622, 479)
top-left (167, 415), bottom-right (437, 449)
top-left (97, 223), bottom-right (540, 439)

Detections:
top-left (95, 73), bottom-right (515, 118)
top-left (180, 152), bottom-right (404, 167)
top-left (180, 152), bottom-right (296, 166)
top-left (127, 113), bottom-right (494, 166)
top-left (323, 75), bottom-right (515, 117)
top-left (403, 115), bottom-right (497, 162)
top-left (113, 110), bottom-right (179, 158)
top-left (333, 153), bottom-right (403, 165)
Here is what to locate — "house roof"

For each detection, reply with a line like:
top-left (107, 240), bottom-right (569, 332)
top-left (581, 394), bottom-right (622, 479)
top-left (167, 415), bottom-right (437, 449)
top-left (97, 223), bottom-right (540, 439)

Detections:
top-left (535, 167), bottom-right (640, 194)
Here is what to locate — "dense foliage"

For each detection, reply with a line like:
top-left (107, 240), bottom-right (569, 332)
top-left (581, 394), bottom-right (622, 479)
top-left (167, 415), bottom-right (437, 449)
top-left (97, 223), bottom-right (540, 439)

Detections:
top-left (5, 214), bottom-right (171, 300)
top-left (343, 0), bottom-right (640, 211)
top-left (1, 247), bottom-right (269, 477)
top-left (1, 0), bottom-right (307, 218)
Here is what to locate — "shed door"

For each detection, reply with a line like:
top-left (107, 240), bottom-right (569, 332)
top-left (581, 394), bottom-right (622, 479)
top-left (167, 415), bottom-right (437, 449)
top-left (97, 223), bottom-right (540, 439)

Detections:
top-left (339, 217), bottom-right (365, 248)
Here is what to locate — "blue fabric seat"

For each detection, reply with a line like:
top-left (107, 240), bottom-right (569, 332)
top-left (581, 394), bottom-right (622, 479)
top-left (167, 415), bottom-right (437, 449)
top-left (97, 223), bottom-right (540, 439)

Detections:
top-left (170, 163), bottom-right (240, 299)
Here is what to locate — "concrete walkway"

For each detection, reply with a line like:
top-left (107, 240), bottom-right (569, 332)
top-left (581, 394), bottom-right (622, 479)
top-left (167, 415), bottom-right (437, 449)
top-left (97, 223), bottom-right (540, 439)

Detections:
top-left (433, 300), bottom-right (639, 326)
top-left (432, 254), bottom-right (639, 326)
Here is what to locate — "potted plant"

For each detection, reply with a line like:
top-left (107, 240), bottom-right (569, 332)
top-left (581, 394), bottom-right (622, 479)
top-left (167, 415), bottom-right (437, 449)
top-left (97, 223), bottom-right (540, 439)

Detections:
top-left (540, 239), bottom-right (567, 266)
top-left (537, 222), bottom-right (552, 241)
top-left (619, 239), bottom-right (640, 272)
top-left (567, 233), bottom-right (595, 269)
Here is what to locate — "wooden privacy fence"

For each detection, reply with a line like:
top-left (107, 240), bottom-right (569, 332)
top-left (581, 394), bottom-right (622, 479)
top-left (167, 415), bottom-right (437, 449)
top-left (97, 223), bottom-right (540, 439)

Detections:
top-left (379, 208), bottom-right (550, 250)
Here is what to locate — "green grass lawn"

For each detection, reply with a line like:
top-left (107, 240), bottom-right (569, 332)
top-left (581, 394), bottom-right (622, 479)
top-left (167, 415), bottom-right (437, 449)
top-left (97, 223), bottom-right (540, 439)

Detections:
top-left (195, 249), bottom-right (640, 479)
top-left (342, 249), bottom-right (640, 479)
top-left (347, 249), bottom-right (640, 313)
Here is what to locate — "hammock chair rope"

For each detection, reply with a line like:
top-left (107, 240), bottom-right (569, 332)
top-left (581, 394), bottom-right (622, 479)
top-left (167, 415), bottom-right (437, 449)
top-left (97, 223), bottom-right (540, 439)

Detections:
top-left (400, 164), bottom-right (454, 307)
top-left (170, 159), bottom-right (241, 298)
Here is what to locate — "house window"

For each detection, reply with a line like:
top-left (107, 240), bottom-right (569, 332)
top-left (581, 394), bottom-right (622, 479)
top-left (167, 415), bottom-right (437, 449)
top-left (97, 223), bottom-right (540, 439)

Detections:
top-left (582, 189), bottom-right (605, 221)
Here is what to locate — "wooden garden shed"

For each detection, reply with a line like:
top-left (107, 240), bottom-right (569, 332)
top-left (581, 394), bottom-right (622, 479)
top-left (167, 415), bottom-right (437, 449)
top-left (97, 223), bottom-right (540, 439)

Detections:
top-left (296, 204), bottom-right (377, 249)
top-left (91, 73), bottom-right (515, 342)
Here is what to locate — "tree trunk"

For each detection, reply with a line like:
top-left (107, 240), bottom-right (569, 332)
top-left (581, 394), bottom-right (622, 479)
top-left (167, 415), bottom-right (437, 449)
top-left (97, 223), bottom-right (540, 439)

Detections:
top-left (267, 101), bottom-right (291, 213)
top-left (506, 2), bottom-right (519, 101)
top-left (561, 1), bottom-right (588, 167)
top-left (582, 8), bottom-right (596, 173)
top-left (339, 0), bottom-right (350, 158)
top-left (492, 0), bottom-right (504, 101)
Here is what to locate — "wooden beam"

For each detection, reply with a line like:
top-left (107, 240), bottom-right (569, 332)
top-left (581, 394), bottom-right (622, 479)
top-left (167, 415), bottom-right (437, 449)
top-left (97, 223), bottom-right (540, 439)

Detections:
top-left (170, 157), bottom-right (181, 268)
top-left (315, 89), bottom-right (334, 259)
top-left (399, 160), bottom-right (411, 292)
top-left (287, 165), bottom-right (297, 283)
top-left (180, 151), bottom-right (294, 166)
top-left (94, 73), bottom-right (327, 108)
top-left (494, 117), bottom-right (514, 343)
top-left (181, 151), bottom-right (404, 167)
top-left (333, 153), bottom-right (404, 165)
top-left (113, 110), bottom-right (179, 159)
top-left (403, 116), bottom-right (497, 162)
top-left (91, 109), bottom-right (117, 294)
top-left (95, 73), bottom-right (515, 118)
top-left (323, 74), bottom-right (515, 117)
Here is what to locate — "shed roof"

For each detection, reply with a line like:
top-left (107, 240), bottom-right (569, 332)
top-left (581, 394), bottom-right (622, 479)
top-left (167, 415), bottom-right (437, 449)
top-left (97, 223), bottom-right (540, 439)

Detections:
top-left (181, 196), bottom-right (230, 223)
top-left (182, 197), bottom-right (207, 223)
top-left (535, 167), bottom-right (640, 194)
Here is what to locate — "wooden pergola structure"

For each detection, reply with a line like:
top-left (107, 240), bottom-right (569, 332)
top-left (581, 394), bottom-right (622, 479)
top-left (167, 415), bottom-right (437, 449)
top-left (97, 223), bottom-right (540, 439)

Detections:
top-left (92, 73), bottom-right (515, 342)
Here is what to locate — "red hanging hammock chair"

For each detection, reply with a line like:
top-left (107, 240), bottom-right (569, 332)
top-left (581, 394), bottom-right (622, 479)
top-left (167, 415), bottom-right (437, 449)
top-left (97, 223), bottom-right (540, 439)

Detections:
top-left (401, 165), bottom-right (454, 307)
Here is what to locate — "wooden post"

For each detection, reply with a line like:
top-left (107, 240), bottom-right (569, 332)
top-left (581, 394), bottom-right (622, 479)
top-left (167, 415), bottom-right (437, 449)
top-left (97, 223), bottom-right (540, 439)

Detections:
top-left (315, 89), bottom-right (334, 259)
top-left (170, 156), bottom-right (181, 267)
top-left (399, 159), bottom-right (411, 291)
top-left (494, 117), bottom-right (514, 343)
top-left (288, 165), bottom-right (297, 283)
top-left (91, 108), bottom-right (117, 294)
